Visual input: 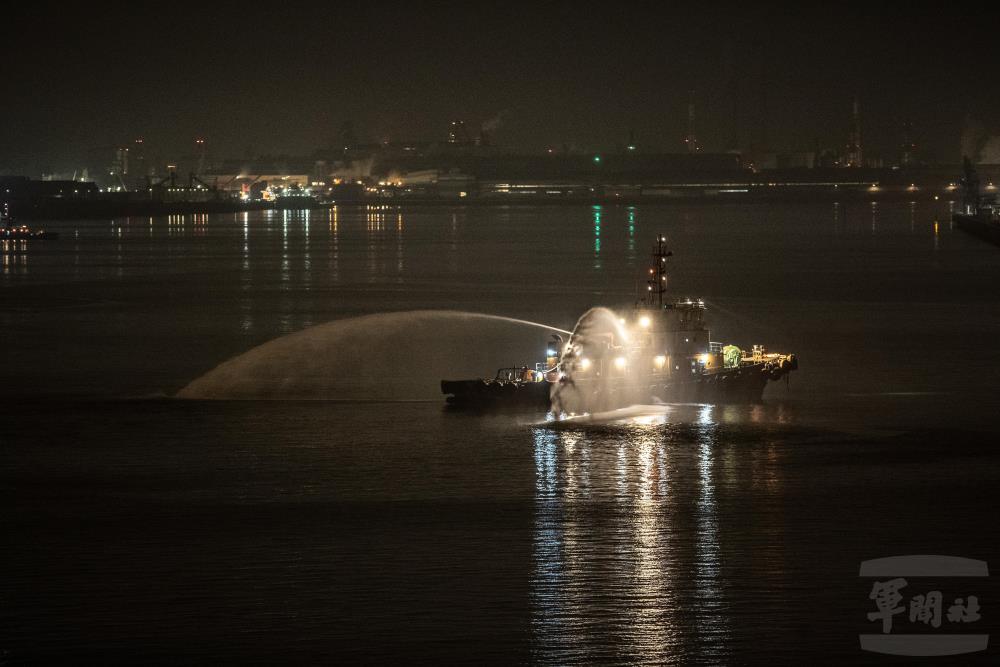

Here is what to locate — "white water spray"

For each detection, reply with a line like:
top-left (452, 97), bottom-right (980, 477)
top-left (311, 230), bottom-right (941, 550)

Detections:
top-left (178, 310), bottom-right (569, 400)
top-left (550, 307), bottom-right (637, 416)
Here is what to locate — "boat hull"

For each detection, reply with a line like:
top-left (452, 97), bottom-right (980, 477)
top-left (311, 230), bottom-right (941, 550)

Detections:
top-left (954, 213), bottom-right (1000, 247)
top-left (442, 363), bottom-right (787, 411)
top-left (559, 363), bottom-right (775, 411)
top-left (652, 363), bottom-right (772, 403)
top-left (441, 379), bottom-right (550, 410)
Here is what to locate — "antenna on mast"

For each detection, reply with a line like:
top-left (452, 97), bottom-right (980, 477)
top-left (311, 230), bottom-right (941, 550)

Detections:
top-left (646, 234), bottom-right (673, 308)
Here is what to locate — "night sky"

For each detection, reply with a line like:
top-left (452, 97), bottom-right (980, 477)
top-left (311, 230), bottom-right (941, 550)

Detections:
top-left (4, 4), bottom-right (997, 174)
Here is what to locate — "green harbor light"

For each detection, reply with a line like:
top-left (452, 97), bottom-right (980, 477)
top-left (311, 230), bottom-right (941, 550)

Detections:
top-left (593, 154), bottom-right (601, 163)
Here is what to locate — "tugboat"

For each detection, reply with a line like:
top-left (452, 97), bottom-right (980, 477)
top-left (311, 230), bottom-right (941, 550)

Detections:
top-left (1, 202), bottom-right (58, 240)
top-left (441, 235), bottom-right (798, 411)
top-left (953, 157), bottom-right (1000, 247)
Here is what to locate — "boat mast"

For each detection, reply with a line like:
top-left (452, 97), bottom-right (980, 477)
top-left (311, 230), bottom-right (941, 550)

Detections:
top-left (646, 234), bottom-right (672, 308)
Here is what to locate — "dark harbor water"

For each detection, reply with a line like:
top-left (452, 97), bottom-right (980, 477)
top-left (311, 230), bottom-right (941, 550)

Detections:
top-left (3, 202), bottom-right (1000, 663)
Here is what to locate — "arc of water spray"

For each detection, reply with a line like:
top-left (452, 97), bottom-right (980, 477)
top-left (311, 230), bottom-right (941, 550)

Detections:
top-left (176, 309), bottom-right (572, 400)
top-left (550, 307), bottom-right (632, 415)
top-left (485, 314), bottom-right (572, 336)
top-left (560, 307), bottom-right (630, 354)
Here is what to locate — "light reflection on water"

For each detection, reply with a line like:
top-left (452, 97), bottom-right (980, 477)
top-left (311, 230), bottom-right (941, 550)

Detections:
top-left (448, 211), bottom-right (459, 274)
top-left (592, 204), bottom-right (602, 269)
top-left (2, 239), bottom-right (29, 275)
top-left (2, 398), bottom-right (996, 661)
top-left (531, 405), bottom-right (791, 663)
top-left (694, 416), bottom-right (728, 659)
top-left (627, 205), bottom-right (637, 261)
top-left (528, 403), bottom-right (806, 662)
top-left (329, 206), bottom-right (339, 284)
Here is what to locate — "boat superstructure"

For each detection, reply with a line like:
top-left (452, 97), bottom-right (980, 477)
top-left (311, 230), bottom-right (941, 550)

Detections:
top-left (441, 234), bottom-right (798, 410)
top-left (550, 235), bottom-right (797, 411)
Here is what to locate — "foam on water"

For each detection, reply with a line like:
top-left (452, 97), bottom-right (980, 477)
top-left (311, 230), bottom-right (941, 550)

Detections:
top-left (538, 403), bottom-right (675, 429)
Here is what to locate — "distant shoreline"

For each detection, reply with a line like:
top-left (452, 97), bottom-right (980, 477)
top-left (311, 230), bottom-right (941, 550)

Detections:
top-left (8, 189), bottom-right (964, 220)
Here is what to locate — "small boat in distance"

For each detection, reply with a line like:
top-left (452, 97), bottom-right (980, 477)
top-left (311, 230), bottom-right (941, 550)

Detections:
top-left (1, 225), bottom-right (59, 241)
top-left (1, 203), bottom-right (58, 240)
top-left (441, 235), bottom-right (798, 411)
